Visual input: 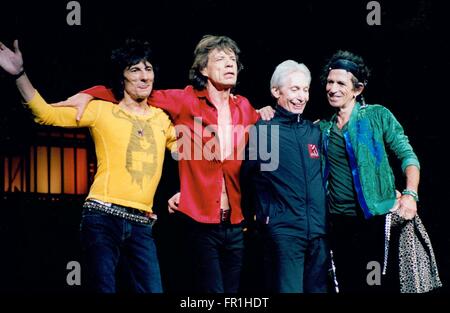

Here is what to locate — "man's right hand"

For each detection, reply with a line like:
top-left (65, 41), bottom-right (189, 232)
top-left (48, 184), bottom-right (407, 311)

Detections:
top-left (167, 192), bottom-right (180, 214)
top-left (0, 40), bottom-right (23, 75)
top-left (51, 93), bottom-right (93, 121)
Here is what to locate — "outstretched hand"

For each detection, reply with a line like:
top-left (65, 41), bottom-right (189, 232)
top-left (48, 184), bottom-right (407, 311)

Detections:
top-left (0, 40), bottom-right (24, 75)
top-left (257, 106), bottom-right (275, 121)
top-left (51, 93), bottom-right (94, 121)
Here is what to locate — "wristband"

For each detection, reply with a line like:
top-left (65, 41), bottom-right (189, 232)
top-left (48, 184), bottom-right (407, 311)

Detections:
top-left (13, 69), bottom-right (25, 80)
top-left (402, 189), bottom-right (419, 202)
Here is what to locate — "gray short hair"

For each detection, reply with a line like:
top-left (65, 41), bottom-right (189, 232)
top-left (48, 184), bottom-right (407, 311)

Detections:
top-left (270, 60), bottom-right (311, 91)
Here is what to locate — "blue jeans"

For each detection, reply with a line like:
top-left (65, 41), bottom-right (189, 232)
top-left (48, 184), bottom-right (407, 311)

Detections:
top-left (80, 208), bottom-right (162, 293)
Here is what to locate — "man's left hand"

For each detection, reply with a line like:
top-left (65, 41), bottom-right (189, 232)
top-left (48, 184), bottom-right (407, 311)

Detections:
top-left (256, 106), bottom-right (275, 121)
top-left (397, 194), bottom-right (417, 220)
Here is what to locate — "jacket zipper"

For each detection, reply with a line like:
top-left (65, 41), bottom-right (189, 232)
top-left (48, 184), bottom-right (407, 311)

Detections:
top-left (293, 120), bottom-right (310, 239)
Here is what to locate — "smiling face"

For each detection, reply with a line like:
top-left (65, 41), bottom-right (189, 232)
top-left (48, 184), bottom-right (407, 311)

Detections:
top-left (200, 48), bottom-right (238, 90)
top-left (326, 69), bottom-right (362, 109)
top-left (123, 60), bottom-right (154, 101)
top-left (271, 71), bottom-right (310, 114)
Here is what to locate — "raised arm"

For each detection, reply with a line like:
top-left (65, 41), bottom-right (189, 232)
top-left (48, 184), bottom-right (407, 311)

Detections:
top-left (0, 40), bottom-right (98, 127)
top-left (52, 92), bottom-right (95, 122)
top-left (57, 86), bottom-right (179, 122)
top-left (0, 40), bottom-right (35, 101)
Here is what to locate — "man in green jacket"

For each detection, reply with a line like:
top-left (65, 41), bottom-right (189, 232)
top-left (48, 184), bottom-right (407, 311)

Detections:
top-left (320, 50), bottom-right (420, 293)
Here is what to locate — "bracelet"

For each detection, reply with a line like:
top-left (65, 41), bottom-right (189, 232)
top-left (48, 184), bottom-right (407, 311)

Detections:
top-left (12, 69), bottom-right (25, 80)
top-left (402, 189), bottom-right (419, 202)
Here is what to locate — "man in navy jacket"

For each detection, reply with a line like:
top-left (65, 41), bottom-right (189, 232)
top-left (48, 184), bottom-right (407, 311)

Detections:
top-left (241, 60), bottom-right (329, 293)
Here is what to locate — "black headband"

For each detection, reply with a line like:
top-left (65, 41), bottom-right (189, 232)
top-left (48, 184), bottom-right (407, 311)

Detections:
top-left (329, 59), bottom-right (364, 83)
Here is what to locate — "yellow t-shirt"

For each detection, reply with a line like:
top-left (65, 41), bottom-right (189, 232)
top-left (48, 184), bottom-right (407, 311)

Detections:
top-left (27, 90), bottom-right (177, 213)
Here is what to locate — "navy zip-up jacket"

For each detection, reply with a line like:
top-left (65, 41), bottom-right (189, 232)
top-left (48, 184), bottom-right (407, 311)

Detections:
top-left (241, 105), bottom-right (327, 239)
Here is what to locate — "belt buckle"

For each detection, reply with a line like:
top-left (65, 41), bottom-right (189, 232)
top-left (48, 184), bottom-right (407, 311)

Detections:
top-left (220, 209), bottom-right (230, 223)
top-left (138, 210), bottom-right (157, 226)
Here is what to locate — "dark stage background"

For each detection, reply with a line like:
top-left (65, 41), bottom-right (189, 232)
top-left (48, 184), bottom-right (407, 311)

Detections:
top-left (0, 0), bottom-right (449, 295)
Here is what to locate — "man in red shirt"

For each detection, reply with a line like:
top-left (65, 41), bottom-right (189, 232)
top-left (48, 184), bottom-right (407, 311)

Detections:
top-left (61, 35), bottom-right (273, 293)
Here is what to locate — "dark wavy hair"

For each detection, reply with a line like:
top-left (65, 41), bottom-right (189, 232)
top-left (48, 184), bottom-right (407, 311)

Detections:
top-left (109, 39), bottom-right (156, 100)
top-left (321, 50), bottom-right (371, 88)
top-left (189, 35), bottom-right (243, 90)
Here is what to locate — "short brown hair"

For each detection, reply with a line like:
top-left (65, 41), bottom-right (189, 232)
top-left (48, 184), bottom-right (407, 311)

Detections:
top-left (189, 35), bottom-right (243, 90)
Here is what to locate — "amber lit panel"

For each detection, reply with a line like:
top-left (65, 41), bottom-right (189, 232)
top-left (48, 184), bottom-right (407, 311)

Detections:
top-left (50, 147), bottom-right (62, 194)
top-left (30, 147), bottom-right (35, 192)
top-left (76, 148), bottom-right (88, 194)
top-left (63, 148), bottom-right (75, 194)
top-left (22, 155), bottom-right (27, 192)
top-left (9, 157), bottom-right (23, 192)
top-left (4, 143), bottom-right (89, 195)
top-left (4, 157), bottom-right (9, 192)
top-left (36, 146), bottom-right (49, 193)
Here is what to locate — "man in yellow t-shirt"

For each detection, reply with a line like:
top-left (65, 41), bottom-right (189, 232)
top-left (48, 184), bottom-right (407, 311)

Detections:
top-left (0, 39), bottom-right (176, 292)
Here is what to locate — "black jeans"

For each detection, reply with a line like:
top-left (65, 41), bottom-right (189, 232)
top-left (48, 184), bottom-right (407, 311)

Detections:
top-left (264, 234), bottom-right (329, 293)
top-left (190, 222), bottom-right (245, 293)
top-left (329, 214), bottom-right (399, 293)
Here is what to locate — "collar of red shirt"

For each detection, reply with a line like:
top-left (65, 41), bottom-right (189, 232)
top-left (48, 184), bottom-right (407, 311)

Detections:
top-left (193, 87), bottom-right (238, 110)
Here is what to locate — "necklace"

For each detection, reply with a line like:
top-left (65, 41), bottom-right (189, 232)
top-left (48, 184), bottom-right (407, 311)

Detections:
top-left (134, 117), bottom-right (147, 137)
top-left (118, 102), bottom-right (150, 137)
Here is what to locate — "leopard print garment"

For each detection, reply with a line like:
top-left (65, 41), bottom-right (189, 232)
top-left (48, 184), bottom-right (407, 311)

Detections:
top-left (387, 213), bottom-right (442, 293)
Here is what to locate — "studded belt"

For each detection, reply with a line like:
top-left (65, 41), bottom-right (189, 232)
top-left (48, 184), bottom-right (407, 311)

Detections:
top-left (83, 200), bottom-right (156, 225)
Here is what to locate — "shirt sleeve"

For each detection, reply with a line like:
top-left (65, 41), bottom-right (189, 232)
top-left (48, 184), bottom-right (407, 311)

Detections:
top-left (27, 90), bottom-right (100, 127)
top-left (165, 121), bottom-right (177, 153)
top-left (149, 89), bottom-right (185, 120)
top-left (82, 86), bottom-right (184, 121)
top-left (251, 107), bottom-right (260, 124)
top-left (241, 124), bottom-right (260, 178)
top-left (241, 97), bottom-right (260, 124)
top-left (81, 85), bottom-right (117, 103)
top-left (381, 107), bottom-right (420, 172)
top-left (240, 124), bottom-right (260, 222)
